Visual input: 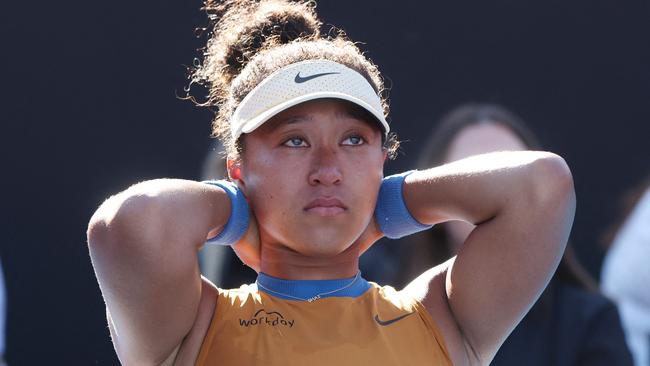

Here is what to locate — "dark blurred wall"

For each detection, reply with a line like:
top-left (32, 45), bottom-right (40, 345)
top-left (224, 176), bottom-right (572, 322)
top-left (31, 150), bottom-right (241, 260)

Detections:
top-left (2, 0), bottom-right (649, 364)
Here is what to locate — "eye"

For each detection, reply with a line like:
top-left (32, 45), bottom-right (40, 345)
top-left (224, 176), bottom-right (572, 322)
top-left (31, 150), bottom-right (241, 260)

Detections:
top-left (283, 137), bottom-right (308, 147)
top-left (342, 135), bottom-right (365, 146)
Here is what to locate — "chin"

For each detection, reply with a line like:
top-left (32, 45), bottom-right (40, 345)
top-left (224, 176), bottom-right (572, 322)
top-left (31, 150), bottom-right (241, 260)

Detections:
top-left (291, 229), bottom-right (358, 257)
top-left (297, 243), bottom-right (350, 257)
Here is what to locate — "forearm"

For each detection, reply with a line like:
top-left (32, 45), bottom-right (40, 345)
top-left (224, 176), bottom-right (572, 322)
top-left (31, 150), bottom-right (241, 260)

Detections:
top-left (403, 151), bottom-right (572, 226)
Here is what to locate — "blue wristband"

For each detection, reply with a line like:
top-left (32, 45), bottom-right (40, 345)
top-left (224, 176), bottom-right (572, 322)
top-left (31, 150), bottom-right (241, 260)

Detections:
top-left (203, 180), bottom-right (250, 246)
top-left (374, 170), bottom-right (433, 239)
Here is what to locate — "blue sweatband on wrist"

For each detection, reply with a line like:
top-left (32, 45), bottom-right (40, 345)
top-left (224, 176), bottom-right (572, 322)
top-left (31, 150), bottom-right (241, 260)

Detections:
top-left (202, 180), bottom-right (249, 246)
top-left (374, 170), bottom-right (433, 239)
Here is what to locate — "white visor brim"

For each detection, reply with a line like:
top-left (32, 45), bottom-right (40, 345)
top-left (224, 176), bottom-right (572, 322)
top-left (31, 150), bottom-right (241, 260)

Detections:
top-left (230, 60), bottom-right (389, 140)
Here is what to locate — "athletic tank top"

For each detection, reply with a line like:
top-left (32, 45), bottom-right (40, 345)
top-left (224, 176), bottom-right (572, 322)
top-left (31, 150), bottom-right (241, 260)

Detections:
top-left (195, 281), bottom-right (451, 365)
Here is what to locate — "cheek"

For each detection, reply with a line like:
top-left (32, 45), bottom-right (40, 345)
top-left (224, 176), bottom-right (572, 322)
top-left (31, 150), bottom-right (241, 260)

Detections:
top-left (349, 148), bottom-right (385, 181)
top-left (347, 152), bottom-right (384, 212)
top-left (246, 181), bottom-right (291, 240)
top-left (241, 162), bottom-right (298, 231)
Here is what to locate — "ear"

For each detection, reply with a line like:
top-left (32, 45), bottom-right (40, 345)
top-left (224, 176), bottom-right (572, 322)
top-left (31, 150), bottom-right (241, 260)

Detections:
top-left (227, 158), bottom-right (247, 193)
top-left (227, 159), bottom-right (241, 180)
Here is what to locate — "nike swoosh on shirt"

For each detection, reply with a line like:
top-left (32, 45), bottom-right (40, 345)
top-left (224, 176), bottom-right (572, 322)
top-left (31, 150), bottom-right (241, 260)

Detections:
top-left (374, 312), bottom-right (415, 326)
top-left (294, 71), bottom-right (340, 83)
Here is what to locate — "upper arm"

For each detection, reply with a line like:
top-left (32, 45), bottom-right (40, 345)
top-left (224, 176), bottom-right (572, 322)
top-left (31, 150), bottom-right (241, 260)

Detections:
top-left (87, 181), bottom-right (229, 364)
top-left (444, 157), bottom-right (575, 362)
top-left (407, 154), bottom-right (576, 364)
top-left (88, 199), bottom-right (203, 364)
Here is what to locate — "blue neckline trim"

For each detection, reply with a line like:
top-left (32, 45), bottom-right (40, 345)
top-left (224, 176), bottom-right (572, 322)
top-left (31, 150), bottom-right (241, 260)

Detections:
top-left (256, 272), bottom-right (371, 301)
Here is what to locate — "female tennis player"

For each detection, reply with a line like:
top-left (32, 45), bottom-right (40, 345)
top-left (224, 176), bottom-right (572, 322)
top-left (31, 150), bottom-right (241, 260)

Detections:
top-left (86, 1), bottom-right (576, 365)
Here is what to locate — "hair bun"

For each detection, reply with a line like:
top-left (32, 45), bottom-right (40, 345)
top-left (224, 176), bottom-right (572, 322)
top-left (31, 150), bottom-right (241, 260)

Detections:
top-left (202, 0), bottom-right (321, 88)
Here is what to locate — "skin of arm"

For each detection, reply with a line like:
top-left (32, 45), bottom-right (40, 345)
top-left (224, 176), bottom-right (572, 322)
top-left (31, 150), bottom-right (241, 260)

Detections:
top-left (86, 179), bottom-right (232, 365)
top-left (403, 151), bottom-right (576, 365)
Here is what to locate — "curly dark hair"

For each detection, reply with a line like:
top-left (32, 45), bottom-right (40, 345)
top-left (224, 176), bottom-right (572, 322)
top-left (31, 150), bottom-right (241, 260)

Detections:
top-left (187, 0), bottom-right (398, 158)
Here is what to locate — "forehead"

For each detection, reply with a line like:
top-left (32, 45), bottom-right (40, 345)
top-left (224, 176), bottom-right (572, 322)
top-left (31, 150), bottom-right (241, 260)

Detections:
top-left (445, 122), bottom-right (528, 162)
top-left (258, 98), bottom-right (383, 133)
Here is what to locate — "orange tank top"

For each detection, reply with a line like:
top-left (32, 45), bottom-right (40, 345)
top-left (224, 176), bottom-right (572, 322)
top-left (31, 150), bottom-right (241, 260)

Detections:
top-left (195, 282), bottom-right (451, 365)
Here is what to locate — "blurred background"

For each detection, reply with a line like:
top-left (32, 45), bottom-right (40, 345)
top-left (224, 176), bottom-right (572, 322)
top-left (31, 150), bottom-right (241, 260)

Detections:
top-left (2, 0), bottom-right (649, 364)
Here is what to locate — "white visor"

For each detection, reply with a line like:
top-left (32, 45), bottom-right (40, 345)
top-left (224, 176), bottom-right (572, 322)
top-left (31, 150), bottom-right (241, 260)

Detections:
top-left (230, 59), bottom-right (389, 140)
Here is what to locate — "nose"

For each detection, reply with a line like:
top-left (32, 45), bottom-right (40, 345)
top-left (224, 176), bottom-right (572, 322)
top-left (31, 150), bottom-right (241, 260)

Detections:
top-left (308, 146), bottom-right (343, 186)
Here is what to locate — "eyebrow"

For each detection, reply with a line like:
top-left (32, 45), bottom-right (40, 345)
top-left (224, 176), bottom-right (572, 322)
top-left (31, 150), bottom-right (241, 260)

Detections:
top-left (281, 114), bottom-right (313, 125)
top-left (273, 107), bottom-right (373, 129)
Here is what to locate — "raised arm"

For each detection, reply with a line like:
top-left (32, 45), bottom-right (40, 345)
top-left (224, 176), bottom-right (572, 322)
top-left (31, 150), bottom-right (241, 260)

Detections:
top-left (86, 179), bottom-right (230, 365)
top-left (403, 151), bottom-right (576, 364)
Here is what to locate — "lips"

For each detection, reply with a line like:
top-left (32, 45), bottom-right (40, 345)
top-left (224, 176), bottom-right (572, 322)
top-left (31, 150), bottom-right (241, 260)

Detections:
top-left (304, 197), bottom-right (347, 216)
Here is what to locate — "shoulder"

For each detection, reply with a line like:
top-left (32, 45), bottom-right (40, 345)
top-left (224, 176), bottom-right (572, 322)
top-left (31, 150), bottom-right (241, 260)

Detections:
top-left (218, 283), bottom-right (262, 305)
top-left (168, 278), bottom-right (260, 365)
top-left (400, 258), bottom-right (474, 365)
top-left (370, 282), bottom-right (419, 311)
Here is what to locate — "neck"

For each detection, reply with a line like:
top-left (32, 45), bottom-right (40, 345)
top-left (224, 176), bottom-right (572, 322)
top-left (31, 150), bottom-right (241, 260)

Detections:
top-left (256, 270), bottom-right (369, 301)
top-left (259, 240), bottom-right (361, 280)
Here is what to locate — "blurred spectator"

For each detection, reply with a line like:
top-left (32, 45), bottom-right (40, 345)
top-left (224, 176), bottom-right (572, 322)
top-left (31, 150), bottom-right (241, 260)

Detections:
top-left (402, 103), bottom-right (633, 365)
top-left (197, 141), bottom-right (257, 288)
top-left (602, 177), bottom-right (650, 366)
